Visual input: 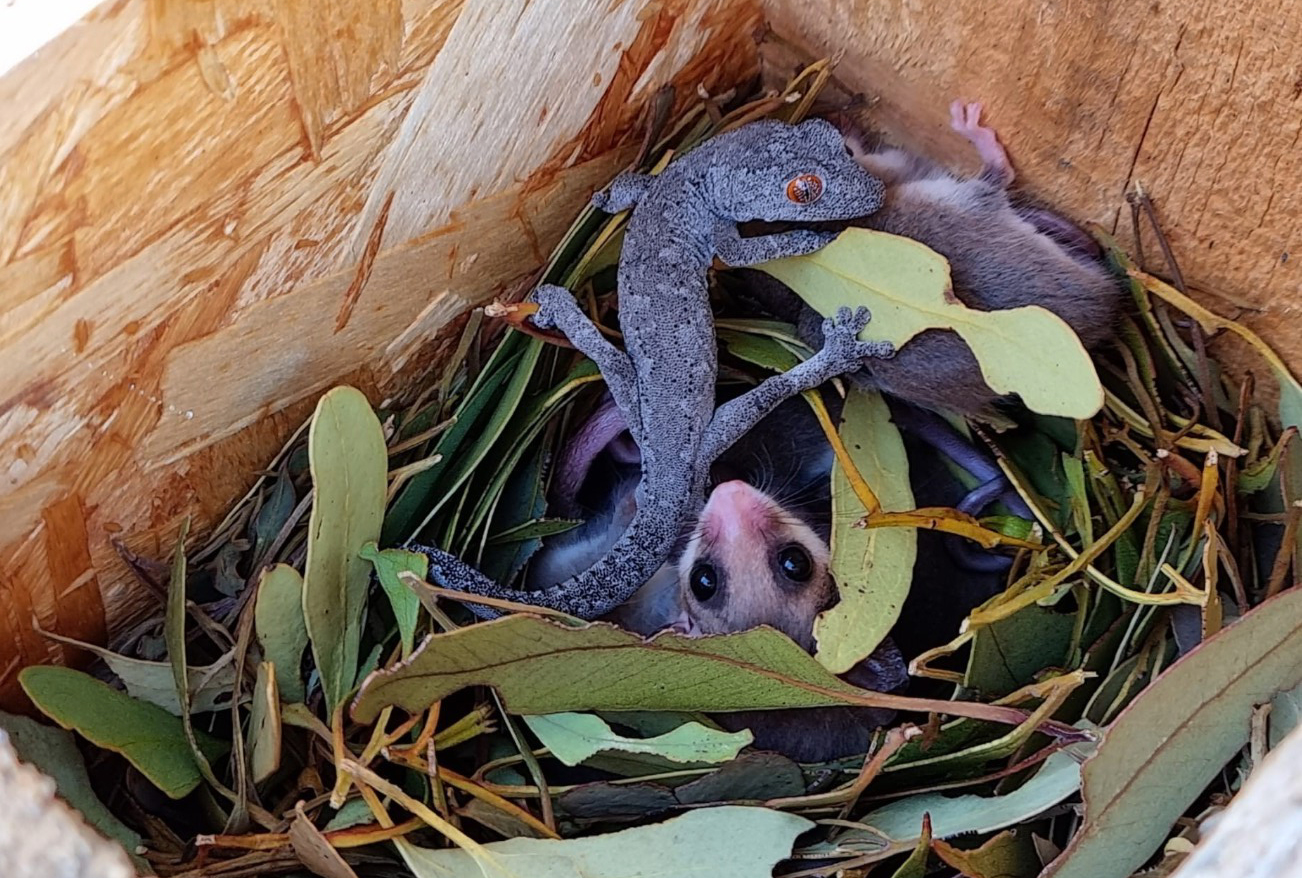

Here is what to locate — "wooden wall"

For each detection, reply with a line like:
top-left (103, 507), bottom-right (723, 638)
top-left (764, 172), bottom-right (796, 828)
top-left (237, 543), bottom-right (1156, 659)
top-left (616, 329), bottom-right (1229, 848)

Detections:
top-left (0, 0), bottom-right (762, 707)
top-left (3, 0), bottom-right (1298, 708)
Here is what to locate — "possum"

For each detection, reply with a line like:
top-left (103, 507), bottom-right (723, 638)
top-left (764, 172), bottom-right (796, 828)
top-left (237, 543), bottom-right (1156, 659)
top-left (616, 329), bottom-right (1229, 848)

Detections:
top-left (738, 100), bottom-right (1124, 422)
top-left (531, 390), bottom-right (1003, 761)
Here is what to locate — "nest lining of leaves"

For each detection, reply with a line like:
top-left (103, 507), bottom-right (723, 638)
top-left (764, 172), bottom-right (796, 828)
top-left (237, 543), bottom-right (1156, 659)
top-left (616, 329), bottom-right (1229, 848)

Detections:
top-left (9, 62), bottom-right (1302, 878)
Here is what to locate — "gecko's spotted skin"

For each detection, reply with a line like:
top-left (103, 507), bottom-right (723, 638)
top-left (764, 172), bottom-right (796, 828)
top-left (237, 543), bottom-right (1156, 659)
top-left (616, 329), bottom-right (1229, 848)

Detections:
top-left (413, 118), bottom-right (890, 620)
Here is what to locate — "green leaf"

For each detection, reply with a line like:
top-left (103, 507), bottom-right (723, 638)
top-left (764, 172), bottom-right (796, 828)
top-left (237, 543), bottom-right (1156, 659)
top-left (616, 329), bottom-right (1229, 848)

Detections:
top-left (351, 615), bottom-right (1024, 725)
top-left (359, 543), bottom-right (425, 658)
top-left (36, 627), bottom-right (235, 716)
top-left (487, 518), bottom-right (581, 545)
top-left (718, 329), bottom-right (802, 372)
top-left (857, 738), bottom-right (1094, 845)
top-left (965, 604), bottom-right (1075, 698)
top-left (324, 798), bottom-right (376, 832)
top-left (816, 388), bottom-right (916, 674)
top-left (251, 466), bottom-right (296, 565)
top-left (888, 815), bottom-right (932, 878)
top-left (255, 564), bottom-right (309, 703)
top-left (760, 228), bottom-right (1104, 419)
top-left (19, 666), bottom-right (228, 800)
top-left (394, 805), bottom-right (814, 878)
top-left (0, 710), bottom-right (143, 855)
top-left (383, 335), bottom-right (525, 544)
top-left (416, 336), bottom-right (545, 539)
top-left (249, 661), bottom-right (281, 784)
top-left (522, 713), bottom-right (752, 767)
top-left (304, 386), bottom-right (388, 713)
top-left (1043, 586), bottom-right (1302, 878)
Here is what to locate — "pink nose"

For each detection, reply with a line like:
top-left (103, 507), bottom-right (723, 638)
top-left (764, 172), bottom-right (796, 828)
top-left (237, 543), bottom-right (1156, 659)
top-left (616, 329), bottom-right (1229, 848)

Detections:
top-left (702, 480), bottom-right (766, 539)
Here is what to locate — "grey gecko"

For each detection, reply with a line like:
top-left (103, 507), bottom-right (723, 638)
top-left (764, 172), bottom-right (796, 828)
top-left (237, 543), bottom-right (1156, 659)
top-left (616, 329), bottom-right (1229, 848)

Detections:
top-left (413, 117), bottom-right (892, 619)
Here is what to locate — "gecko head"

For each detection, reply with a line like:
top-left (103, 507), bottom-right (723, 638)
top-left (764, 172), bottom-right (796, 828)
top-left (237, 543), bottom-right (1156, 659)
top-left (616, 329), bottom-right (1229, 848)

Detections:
top-left (703, 118), bottom-right (886, 224)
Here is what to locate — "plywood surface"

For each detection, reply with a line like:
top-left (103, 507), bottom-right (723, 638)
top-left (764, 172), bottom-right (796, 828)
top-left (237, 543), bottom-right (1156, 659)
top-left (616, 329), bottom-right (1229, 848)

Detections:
top-left (765, 0), bottom-right (1301, 367)
top-left (0, 0), bottom-right (762, 707)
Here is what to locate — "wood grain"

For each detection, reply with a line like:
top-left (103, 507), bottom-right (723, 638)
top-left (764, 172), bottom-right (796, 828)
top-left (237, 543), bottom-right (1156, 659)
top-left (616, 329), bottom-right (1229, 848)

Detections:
top-left (764, 0), bottom-right (1302, 372)
top-left (0, 0), bottom-right (761, 708)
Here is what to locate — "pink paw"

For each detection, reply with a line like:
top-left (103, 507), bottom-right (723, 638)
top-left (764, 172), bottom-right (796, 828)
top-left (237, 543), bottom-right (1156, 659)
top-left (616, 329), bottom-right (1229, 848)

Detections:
top-left (950, 100), bottom-right (1014, 186)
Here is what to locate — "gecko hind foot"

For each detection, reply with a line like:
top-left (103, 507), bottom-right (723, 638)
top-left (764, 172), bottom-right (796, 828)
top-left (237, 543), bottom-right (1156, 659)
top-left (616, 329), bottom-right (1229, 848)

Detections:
top-left (949, 100), bottom-right (1014, 187)
top-left (820, 305), bottom-right (895, 368)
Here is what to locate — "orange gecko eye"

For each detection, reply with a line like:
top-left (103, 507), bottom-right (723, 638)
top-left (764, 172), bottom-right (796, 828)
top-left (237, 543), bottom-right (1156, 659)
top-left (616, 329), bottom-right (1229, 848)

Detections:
top-left (785, 173), bottom-right (824, 204)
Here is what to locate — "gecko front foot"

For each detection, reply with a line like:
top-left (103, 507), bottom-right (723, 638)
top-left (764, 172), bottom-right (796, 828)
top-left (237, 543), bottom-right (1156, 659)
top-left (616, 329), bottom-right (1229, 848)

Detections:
top-left (529, 284), bottom-right (577, 331)
top-left (819, 305), bottom-right (895, 369)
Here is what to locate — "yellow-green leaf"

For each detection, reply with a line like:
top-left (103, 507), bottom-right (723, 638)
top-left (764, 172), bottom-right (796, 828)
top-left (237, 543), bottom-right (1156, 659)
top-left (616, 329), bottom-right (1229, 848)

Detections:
top-left (249, 661), bottom-right (281, 784)
top-left (759, 228), bottom-right (1104, 419)
top-left (359, 543), bottom-right (424, 659)
top-left (304, 386), bottom-right (388, 713)
top-left (522, 712), bottom-right (752, 767)
top-left (815, 388), bottom-right (916, 674)
top-left (19, 666), bottom-right (228, 800)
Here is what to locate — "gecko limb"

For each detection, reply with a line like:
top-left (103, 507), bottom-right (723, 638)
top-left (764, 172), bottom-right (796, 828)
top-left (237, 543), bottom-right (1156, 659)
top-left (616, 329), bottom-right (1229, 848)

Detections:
top-left (712, 224), bottom-right (839, 267)
top-left (702, 306), bottom-right (892, 462)
top-left (591, 172), bottom-right (653, 214)
top-left (529, 284), bottom-right (642, 439)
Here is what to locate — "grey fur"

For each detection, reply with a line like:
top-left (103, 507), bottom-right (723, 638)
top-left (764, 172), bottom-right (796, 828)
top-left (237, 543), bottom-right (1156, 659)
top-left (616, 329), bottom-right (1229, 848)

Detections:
top-left (413, 118), bottom-right (891, 619)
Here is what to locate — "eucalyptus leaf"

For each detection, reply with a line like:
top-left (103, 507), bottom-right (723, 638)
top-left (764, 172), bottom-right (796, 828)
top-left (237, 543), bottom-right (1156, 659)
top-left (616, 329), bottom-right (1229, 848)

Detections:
top-left (760, 228), bottom-right (1104, 419)
top-left (19, 666), bottom-right (228, 800)
top-left (254, 564), bottom-right (309, 703)
top-left (523, 712), bottom-right (751, 767)
top-left (303, 386), bottom-right (388, 713)
top-left (859, 738), bottom-right (1094, 844)
top-left (1044, 586), bottom-right (1302, 878)
top-left (816, 388), bottom-right (916, 674)
top-left (394, 805), bottom-right (814, 878)
top-left (36, 628), bottom-right (235, 716)
top-left (359, 543), bottom-right (424, 658)
top-left (352, 616), bottom-right (1026, 725)
top-left (0, 710), bottom-right (143, 855)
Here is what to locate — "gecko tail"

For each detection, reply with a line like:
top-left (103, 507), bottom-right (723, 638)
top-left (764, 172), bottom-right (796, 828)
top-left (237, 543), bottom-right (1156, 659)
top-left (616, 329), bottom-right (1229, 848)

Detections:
top-left (408, 496), bottom-right (680, 622)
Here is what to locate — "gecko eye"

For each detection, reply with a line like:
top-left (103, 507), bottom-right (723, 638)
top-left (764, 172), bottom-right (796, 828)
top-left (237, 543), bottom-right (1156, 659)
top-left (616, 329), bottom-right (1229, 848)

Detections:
top-left (688, 563), bottom-right (720, 602)
top-left (777, 545), bottom-right (813, 582)
top-left (785, 174), bottom-right (824, 204)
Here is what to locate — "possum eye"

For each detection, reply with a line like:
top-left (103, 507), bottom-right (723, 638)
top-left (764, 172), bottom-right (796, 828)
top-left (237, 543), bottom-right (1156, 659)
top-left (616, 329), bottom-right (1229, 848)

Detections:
top-left (777, 545), bottom-right (813, 582)
top-left (688, 563), bottom-right (720, 602)
top-left (785, 174), bottom-right (824, 204)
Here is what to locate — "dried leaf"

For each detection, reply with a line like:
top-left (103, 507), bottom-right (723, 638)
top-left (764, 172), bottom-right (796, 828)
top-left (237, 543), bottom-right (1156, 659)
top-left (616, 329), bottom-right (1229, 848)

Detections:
top-left (19, 666), bottom-right (227, 800)
top-left (522, 712), bottom-right (751, 767)
top-left (289, 801), bottom-right (360, 878)
top-left (817, 387), bottom-right (916, 674)
top-left (304, 386), bottom-right (388, 713)
top-left (37, 627), bottom-right (235, 716)
top-left (255, 564), bottom-right (309, 703)
top-left (249, 662), bottom-right (281, 784)
top-left (394, 805), bottom-right (813, 878)
top-left (761, 228), bottom-right (1104, 418)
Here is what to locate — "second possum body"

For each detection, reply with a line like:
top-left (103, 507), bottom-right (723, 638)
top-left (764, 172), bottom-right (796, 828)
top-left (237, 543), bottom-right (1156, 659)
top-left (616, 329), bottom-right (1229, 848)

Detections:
top-left (530, 391), bottom-right (999, 760)
top-left (743, 101), bottom-right (1124, 421)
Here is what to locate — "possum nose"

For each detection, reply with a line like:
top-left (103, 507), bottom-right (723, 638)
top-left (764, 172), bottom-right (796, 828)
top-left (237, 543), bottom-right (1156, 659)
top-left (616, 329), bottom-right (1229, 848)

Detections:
top-left (704, 480), bottom-right (768, 539)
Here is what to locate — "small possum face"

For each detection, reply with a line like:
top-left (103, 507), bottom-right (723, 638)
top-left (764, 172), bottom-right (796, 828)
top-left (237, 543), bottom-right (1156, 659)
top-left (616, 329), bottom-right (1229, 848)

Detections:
top-left (677, 480), bottom-right (833, 651)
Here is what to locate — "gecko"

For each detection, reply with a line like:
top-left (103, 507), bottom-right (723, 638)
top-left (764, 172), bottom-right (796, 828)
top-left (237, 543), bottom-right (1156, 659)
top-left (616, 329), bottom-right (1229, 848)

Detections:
top-left (411, 117), bottom-right (893, 620)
